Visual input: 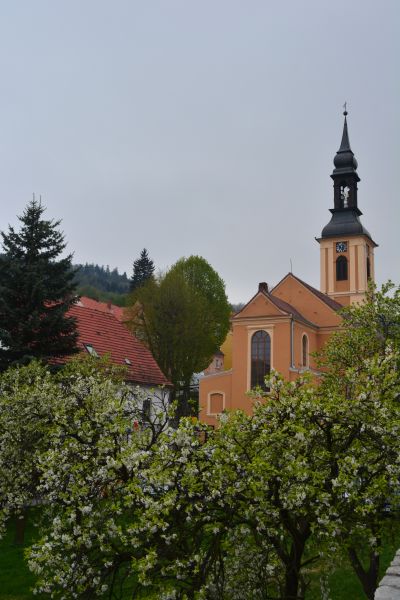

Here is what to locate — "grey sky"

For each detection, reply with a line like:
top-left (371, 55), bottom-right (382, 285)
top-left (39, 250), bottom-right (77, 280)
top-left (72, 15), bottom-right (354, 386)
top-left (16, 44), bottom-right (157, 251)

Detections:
top-left (0, 1), bottom-right (398, 302)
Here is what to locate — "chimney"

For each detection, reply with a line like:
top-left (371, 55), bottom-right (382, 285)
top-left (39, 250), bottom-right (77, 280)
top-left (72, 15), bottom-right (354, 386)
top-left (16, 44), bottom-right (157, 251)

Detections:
top-left (258, 282), bottom-right (269, 294)
top-left (107, 301), bottom-right (112, 311)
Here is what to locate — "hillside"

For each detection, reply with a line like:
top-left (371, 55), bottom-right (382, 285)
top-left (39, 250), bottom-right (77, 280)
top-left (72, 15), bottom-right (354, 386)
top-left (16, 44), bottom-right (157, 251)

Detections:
top-left (73, 263), bottom-right (130, 306)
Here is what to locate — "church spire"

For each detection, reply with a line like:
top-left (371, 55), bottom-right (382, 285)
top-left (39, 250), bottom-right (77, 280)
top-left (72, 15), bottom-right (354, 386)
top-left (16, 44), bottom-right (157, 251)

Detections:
top-left (338, 110), bottom-right (351, 151)
top-left (333, 109), bottom-right (358, 174)
top-left (317, 109), bottom-right (377, 306)
top-left (319, 108), bottom-right (374, 240)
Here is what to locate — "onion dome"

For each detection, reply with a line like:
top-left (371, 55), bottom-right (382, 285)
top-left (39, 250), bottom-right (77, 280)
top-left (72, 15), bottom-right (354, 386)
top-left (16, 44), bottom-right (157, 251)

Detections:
top-left (332, 110), bottom-right (359, 174)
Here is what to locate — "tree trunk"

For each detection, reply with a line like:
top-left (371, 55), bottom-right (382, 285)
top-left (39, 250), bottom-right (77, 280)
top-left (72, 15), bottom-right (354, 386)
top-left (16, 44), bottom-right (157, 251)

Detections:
top-left (348, 547), bottom-right (380, 600)
top-left (283, 537), bottom-right (307, 599)
top-left (14, 507), bottom-right (29, 545)
top-left (284, 568), bottom-right (301, 599)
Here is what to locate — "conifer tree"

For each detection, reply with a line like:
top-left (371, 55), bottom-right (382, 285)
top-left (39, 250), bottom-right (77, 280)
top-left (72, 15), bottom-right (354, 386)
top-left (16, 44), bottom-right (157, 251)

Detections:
top-left (130, 248), bottom-right (155, 292)
top-left (0, 199), bottom-right (78, 370)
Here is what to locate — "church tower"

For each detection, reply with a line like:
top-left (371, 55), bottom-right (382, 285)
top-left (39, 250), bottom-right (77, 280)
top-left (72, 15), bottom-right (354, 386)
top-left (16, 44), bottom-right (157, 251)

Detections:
top-left (317, 111), bottom-right (377, 305)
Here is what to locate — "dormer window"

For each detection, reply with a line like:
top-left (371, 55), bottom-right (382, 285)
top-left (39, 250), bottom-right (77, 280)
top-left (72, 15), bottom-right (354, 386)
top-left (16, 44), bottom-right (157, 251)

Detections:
top-left (84, 343), bottom-right (99, 358)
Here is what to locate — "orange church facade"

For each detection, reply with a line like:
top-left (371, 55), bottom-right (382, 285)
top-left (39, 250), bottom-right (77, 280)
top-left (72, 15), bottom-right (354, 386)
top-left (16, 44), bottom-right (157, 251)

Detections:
top-left (199, 112), bottom-right (377, 426)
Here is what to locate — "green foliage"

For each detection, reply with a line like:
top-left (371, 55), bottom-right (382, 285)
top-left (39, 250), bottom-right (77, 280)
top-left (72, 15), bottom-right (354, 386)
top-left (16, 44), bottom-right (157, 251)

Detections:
top-left (22, 350), bottom-right (399, 598)
top-left (318, 281), bottom-right (400, 375)
top-left (130, 248), bottom-right (155, 292)
top-left (73, 263), bottom-right (130, 295)
top-left (0, 511), bottom-right (49, 600)
top-left (127, 255), bottom-right (230, 415)
top-left (76, 284), bottom-right (127, 306)
top-left (314, 281), bottom-right (400, 598)
top-left (0, 200), bottom-right (78, 370)
top-left (1, 284), bottom-right (399, 599)
top-left (0, 362), bottom-right (56, 537)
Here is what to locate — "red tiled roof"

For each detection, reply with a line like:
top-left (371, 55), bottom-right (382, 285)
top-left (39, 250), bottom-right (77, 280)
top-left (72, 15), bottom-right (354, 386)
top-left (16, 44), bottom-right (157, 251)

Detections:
top-left (62, 304), bottom-right (170, 386)
top-left (77, 297), bottom-right (126, 322)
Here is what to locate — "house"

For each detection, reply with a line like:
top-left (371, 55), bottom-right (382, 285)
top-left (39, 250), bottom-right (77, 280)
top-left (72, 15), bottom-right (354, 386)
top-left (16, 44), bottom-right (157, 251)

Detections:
top-left (59, 297), bottom-right (170, 419)
top-left (199, 111), bottom-right (377, 426)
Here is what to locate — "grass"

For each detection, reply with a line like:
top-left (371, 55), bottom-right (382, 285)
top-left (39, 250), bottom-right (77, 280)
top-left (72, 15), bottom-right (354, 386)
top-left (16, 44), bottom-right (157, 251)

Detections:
top-left (0, 513), bottom-right (48, 600)
top-left (305, 529), bottom-right (400, 599)
top-left (1, 515), bottom-right (399, 599)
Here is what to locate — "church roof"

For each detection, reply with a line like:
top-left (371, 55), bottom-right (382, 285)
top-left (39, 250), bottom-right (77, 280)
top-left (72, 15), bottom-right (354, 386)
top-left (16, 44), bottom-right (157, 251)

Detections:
top-left (234, 283), bottom-right (318, 328)
top-left (272, 273), bottom-right (343, 312)
top-left (320, 209), bottom-right (375, 240)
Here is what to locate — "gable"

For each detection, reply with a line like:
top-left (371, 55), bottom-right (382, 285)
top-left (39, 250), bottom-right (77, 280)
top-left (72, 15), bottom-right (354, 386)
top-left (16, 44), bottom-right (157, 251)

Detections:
top-left (234, 292), bottom-right (288, 320)
top-left (272, 274), bottom-right (341, 328)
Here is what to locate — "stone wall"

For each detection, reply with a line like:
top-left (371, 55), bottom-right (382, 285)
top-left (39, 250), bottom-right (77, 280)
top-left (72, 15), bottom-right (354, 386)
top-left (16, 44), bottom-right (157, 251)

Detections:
top-left (375, 550), bottom-right (400, 599)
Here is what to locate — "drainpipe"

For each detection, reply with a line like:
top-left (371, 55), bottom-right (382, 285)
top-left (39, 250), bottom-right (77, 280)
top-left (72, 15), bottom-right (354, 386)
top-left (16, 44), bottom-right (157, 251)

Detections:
top-left (290, 317), bottom-right (295, 369)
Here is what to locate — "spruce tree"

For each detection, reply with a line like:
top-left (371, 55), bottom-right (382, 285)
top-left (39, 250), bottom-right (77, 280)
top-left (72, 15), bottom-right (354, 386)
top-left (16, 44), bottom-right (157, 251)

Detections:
top-left (0, 199), bottom-right (79, 370)
top-left (130, 248), bottom-right (155, 292)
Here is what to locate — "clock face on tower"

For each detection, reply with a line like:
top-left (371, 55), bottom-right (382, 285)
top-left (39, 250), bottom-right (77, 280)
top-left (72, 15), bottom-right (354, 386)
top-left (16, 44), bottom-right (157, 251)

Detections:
top-left (336, 241), bottom-right (347, 253)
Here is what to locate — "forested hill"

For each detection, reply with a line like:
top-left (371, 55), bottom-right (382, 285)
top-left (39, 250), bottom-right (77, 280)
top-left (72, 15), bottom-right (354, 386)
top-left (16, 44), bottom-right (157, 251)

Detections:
top-left (73, 264), bottom-right (130, 305)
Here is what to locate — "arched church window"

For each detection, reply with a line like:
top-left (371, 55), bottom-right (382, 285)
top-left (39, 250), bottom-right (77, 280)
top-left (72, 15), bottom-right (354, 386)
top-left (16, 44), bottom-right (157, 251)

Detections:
top-left (302, 334), bottom-right (308, 368)
top-left (251, 330), bottom-right (271, 390)
top-left (336, 255), bottom-right (348, 281)
top-left (340, 184), bottom-right (350, 208)
top-left (367, 257), bottom-right (371, 280)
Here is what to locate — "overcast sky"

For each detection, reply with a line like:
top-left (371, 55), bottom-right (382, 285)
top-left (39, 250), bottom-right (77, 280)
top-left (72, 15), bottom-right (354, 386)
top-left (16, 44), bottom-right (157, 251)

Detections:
top-left (0, 1), bottom-right (398, 302)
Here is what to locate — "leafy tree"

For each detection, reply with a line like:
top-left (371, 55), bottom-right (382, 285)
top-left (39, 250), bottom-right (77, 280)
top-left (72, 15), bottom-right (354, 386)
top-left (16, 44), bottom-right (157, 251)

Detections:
top-left (0, 200), bottom-right (78, 370)
top-left (0, 355), bottom-right (167, 545)
top-left (0, 361), bottom-right (56, 543)
top-left (315, 281), bottom-right (400, 598)
top-left (127, 255), bottom-right (230, 416)
top-left (3, 283), bottom-right (399, 599)
top-left (25, 350), bottom-right (399, 599)
top-left (130, 248), bottom-right (155, 292)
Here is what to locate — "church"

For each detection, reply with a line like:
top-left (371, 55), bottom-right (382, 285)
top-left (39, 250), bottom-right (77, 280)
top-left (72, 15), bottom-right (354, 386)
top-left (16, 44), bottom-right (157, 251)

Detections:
top-left (199, 112), bottom-right (377, 427)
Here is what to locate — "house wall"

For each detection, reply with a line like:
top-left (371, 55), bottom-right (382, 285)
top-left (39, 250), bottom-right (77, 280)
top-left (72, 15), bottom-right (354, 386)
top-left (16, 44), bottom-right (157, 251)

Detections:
top-left (200, 371), bottom-right (232, 426)
top-left (128, 383), bottom-right (170, 425)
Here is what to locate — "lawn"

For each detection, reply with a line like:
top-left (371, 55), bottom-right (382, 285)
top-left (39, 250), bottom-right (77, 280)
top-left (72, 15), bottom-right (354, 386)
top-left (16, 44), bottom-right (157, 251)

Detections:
top-left (0, 513), bottom-right (48, 600)
top-left (1, 516), bottom-right (399, 599)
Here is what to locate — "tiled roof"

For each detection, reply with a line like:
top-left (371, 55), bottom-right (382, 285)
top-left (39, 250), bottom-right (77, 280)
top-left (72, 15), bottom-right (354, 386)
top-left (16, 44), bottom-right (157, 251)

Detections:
top-left (77, 296), bottom-right (125, 322)
top-left (61, 304), bottom-right (170, 386)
